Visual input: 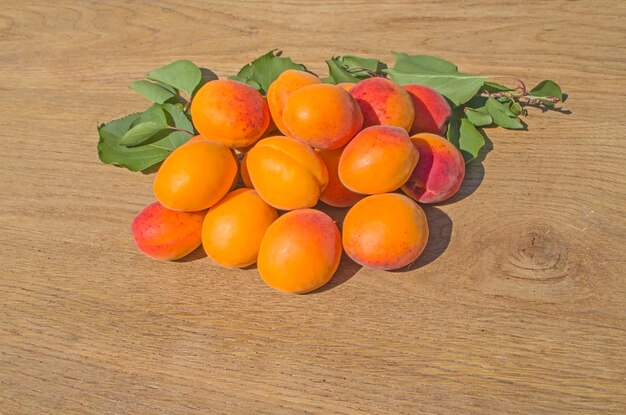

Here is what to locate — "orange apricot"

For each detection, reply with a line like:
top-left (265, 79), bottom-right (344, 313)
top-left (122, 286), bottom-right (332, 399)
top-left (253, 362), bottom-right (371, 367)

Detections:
top-left (191, 79), bottom-right (270, 148)
top-left (131, 201), bottom-right (206, 261)
top-left (239, 152), bottom-right (253, 188)
top-left (350, 77), bottom-right (415, 131)
top-left (258, 209), bottom-right (342, 293)
top-left (404, 84), bottom-right (452, 136)
top-left (202, 188), bottom-right (278, 268)
top-left (342, 193), bottom-right (429, 270)
top-left (338, 82), bottom-right (356, 91)
top-left (246, 136), bottom-right (328, 210)
top-left (154, 140), bottom-right (237, 211)
top-left (402, 133), bottom-right (465, 203)
top-left (338, 125), bottom-right (418, 194)
top-left (183, 135), bottom-right (207, 145)
top-left (283, 83), bottom-right (363, 149)
top-left (267, 69), bottom-right (321, 136)
top-left (318, 146), bottom-right (364, 208)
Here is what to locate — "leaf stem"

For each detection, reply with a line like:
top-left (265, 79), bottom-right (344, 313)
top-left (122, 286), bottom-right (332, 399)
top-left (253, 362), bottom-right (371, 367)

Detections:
top-left (484, 75), bottom-right (527, 94)
top-left (345, 66), bottom-right (382, 78)
top-left (167, 126), bottom-right (194, 136)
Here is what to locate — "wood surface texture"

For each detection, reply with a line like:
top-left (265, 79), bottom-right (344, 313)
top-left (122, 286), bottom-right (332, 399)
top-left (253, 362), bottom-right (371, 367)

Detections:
top-left (1, 0), bottom-right (625, 413)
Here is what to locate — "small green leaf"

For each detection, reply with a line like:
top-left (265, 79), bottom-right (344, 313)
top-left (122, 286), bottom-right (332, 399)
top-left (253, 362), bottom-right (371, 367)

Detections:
top-left (130, 80), bottom-right (177, 104)
top-left (98, 113), bottom-right (170, 172)
top-left (529, 80), bottom-right (563, 101)
top-left (340, 55), bottom-right (386, 74)
top-left (509, 101), bottom-right (523, 116)
top-left (98, 102), bottom-right (195, 172)
top-left (392, 52), bottom-right (458, 74)
top-left (485, 98), bottom-right (524, 129)
top-left (229, 50), bottom-right (307, 94)
top-left (162, 103), bottom-right (194, 133)
top-left (325, 55), bottom-right (387, 83)
top-left (147, 60), bottom-right (202, 96)
top-left (465, 107), bottom-right (492, 126)
top-left (510, 101), bottom-right (527, 116)
top-left (387, 69), bottom-right (485, 106)
top-left (326, 58), bottom-right (360, 83)
top-left (119, 122), bottom-right (169, 147)
top-left (446, 112), bottom-right (461, 147)
top-left (458, 118), bottom-right (486, 163)
top-left (136, 104), bottom-right (168, 126)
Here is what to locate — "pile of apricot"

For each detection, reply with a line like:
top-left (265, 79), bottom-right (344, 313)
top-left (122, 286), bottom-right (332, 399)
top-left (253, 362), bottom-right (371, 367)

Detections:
top-left (131, 70), bottom-right (466, 293)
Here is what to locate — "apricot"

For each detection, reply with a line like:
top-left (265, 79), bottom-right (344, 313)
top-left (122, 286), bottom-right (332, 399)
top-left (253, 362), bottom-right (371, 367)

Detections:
top-left (191, 79), bottom-right (270, 148)
top-left (342, 193), bottom-right (429, 270)
top-left (202, 188), bottom-right (277, 268)
top-left (283, 84), bottom-right (363, 149)
top-left (154, 140), bottom-right (237, 211)
top-left (266, 69), bottom-right (321, 136)
top-left (131, 201), bottom-right (205, 261)
top-left (239, 152), bottom-right (253, 188)
top-left (318, 146), bottom-right (364, 208)
top-left (402, 133), bottom-right (465, 204)
top-left (338, 82), bottom-right (355, 91)
top-left (246, 136), bottom-right (328, 210)
top-left (404, 84), bottom-right (452, 136)
top-left (184, 135), bottom-right (207, 145)
top-left (350, 77), bottom-right (415, 132)
top-left (338, 125), bottom-right (419, 194)
top-left (258, 209), bottom-right (342, 293)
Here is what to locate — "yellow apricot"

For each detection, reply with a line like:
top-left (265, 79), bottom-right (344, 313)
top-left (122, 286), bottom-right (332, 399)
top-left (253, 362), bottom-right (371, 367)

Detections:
top-left (154, 141), bottom-right (237, 211)
top-left (258, 209), bottom-right (342, 293)
top-left (283, 84), bottom-right (363, 149)
top-left (342, 193), bottom-right (429, 270)
top-left (202, 188), bottom-right (277, 268)
top-left (267, 69), bottom-right (321, 136)
top-left (246, 136), bottom-right (328, 210)
top-left (338, 125), bottom-right (418, 194)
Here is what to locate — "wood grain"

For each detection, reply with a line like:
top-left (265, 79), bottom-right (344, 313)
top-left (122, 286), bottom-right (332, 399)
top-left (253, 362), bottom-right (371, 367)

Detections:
top-left (1, 0), bottom-right (625, 413)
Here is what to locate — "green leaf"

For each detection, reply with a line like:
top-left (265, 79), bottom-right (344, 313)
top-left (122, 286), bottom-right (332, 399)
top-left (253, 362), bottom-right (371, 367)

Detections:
top-left (130, 80), bottom-right (177, 104)
top-left (483, 81), bottom-right (512, 93)
top-left (446, 113), bottom-right (486, 163)
top-left (392, 52), bottom-right (458, 74)
top-left (446, 112), bottom-right (461, 147)
top-left (326, 58), bottom-right (360, 83)
top-left (135, 104), bottom-right (168, 126)
top-left (387, 69), bottom-right (485, 106)
top-left (387, 53), bottom-right (483, 106)
top-left (529, 80), bottom-right (563, 101)
top-left (340, 55), bottom-right (386, 74)
top-left (485, 98), bottom-right (524, 129)
top-left (458, 118), bottom-right (486, 163)
top-left (147, 60), bottom-right (202, 96)
top-left (465, 107), bottom-right (492, 126)
top-left (229, 50), bottom-right (307, 94)
top-left (325, 55), bottom-right (387, 83)
top-left (98, 113), bottom-right (171, 172)
top-left (509, 101), bottom-right (526, 116)
top-left (97, 103), bottom-right (195, 172)
top-left (509, 101), bottom-right (523, 116)
top-left (119, 122), bottom-right (168, 147)
top-left (162, 103), bottom-right (194, 133)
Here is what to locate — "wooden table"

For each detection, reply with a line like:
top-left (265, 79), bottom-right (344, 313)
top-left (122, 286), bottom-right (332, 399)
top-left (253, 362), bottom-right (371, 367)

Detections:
top-left (1, 1), bottom-right (625, 413)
